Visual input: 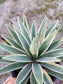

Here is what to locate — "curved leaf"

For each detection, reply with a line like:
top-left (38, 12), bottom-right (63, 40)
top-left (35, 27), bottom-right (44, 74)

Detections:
top-left (45, 67), bottom-right (63, 80)
top-left (2, 55), bottom-right (32, 62)
top-left (36, 57), bottom-right (61, 62)
top-left (58, 56), bottom-right (63, 60)
top-left (32, 63), bottom-right (43, 84)
top-left (23, 15), bottom-right (29, 32)
top-left (0, 59), bottom-right (14, 63)
top-left (41, 48), bottom-right (63, 58)
top-left (13, 26), bottom-right (31, 56)
top-left (16, 63), bottom-right (31, 84)
top-left (0, 43), bottom-right (25, 54)
top-left (0, 62), bottom-right (26, 75)
top-left (47, 38), bottom-right (63, 51)
top-left (0, 55), bottom-right (14, 63)
top-left (2, 34), bottom-right (24, 50)
top-left (37, 16), bottom-right (46, 45)
top-left (43, 70), bottom-right (53, 84)
top-left (42, 63), bottom-right (63, 74)
top-left (45, 20), bottom-right (58, 37)
top-left (39, 29), bottom-right (59, 56)
top-left (17, 17), bottom-right (31, 44)
top-left (6, 24), bottom-right (21, 45)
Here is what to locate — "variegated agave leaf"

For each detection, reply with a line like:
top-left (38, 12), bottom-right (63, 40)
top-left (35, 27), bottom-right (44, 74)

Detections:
top-left (0, 16), bottom-right (63, 84)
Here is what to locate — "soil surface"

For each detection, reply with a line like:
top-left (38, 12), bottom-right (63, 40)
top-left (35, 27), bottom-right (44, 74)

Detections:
top-left (0, 0), bottom-right (63, 84)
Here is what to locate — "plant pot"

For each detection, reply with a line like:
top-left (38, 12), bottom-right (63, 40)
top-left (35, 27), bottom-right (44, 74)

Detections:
top-left (50, 75), bottom-right (56, 82)
top-left (11, 63), bottom-right (61, 83)
top-left (11, 70), bottom-right (30, 84)
top-left (11, 70), bottom-right (56, 84)
top-left (11, 69), bottom-right (21, 78)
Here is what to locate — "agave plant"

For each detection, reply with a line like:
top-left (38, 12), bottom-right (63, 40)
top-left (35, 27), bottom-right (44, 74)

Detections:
top-left (0, 15), bottom-right (63, 84)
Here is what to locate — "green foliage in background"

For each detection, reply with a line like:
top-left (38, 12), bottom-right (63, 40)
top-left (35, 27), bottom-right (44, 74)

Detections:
top-left (0, 0), bottom-right (6, 3)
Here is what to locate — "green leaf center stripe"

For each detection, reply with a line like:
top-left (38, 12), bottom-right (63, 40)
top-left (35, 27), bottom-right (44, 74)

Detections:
top-left (41, 63), bottom-right (63, 74)
top-left (39, 29), bottom-right (59, 56)
top-left (6, 24), bottom-right (21, 45)
top-left (2, 55), bottom-right (32, 62)
top-left (17, 17), bottom-right (31, 44)
top-left (0, 62), bottom-right (27, 75)
top-left (41, 48), bottom-right (63, 58)
top-left (36, 57), bottom-right (61, 62)
top-left (32, 63), bottom-right (43, 84)
top-left (15, 63), bottom-right (31, 84)
top-left (0, 43), bottom-right (25, 54)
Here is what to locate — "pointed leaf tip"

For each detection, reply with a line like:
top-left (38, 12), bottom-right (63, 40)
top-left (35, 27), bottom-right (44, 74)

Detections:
top-left (31, 20), bottom-right (36, 40)
top-left (37, 15), bottom-right (47, 46)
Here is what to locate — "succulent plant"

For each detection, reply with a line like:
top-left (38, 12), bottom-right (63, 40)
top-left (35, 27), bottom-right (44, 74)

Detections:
top-left (0, 16), bottom-right (63, 84)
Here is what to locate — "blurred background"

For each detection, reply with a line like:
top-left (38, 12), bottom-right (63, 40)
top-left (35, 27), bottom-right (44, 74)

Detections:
top-left (0, 0), bottom-right (63, 84)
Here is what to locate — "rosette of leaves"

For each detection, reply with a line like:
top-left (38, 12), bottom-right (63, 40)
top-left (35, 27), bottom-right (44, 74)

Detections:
top-left (0, 15), bottom-right (63, 84)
